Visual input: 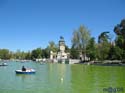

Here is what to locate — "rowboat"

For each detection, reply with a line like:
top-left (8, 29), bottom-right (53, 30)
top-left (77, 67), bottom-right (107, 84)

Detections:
top-left (0, 63), bottom-right (8, 66)
top-left (15, 69), bottom-right (36, 74)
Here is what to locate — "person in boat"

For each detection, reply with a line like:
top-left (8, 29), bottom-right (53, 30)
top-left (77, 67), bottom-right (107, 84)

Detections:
top-left (22, 66), bottom-right (26, 71)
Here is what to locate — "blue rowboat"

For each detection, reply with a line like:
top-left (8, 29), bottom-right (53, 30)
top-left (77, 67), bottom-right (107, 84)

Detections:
top-left (15, 69), bottom-right (36, 74)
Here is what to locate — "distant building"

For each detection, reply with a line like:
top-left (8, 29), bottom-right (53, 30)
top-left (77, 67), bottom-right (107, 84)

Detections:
top-left (50, 36), bottom-right (69, 63)
top-left (57, 36), bottom-right (68, 60)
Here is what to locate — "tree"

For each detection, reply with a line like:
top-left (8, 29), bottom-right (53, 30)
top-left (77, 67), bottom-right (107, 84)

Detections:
top-left (25, 51), bottom-right (31, 60)
top-left (114, 19), bottom-right (125, 59)
top-left (71, 25), bottom-right (91, 60)
top-left (15, 49), bottom-right (21, 59)
top-left (14, 50), bottom-right (26, 60)
top-left (98, 32), bottom-right (110, 43)
top-left (97, 32), bottom-right (110, 60)
top-left (108, 45), bottom-right (122, 60)
top-left (70, 47), bottom-right (79, 59)
top-left (9, 51), bottom-right (15, 59)
top-left (42, 48), bottom-right (50, 58)
top-left (65, 45), bottom-right (70, 53)
top-left (114, 19), bottom-right (125, 49)
top-left (45, 41), bottom-right (58, 59)
top-left (31, 48), bottom-right (42, 60)
top-left (114, 19), bottom-right (125, 36)
top-left (0, 49), bottom-right (10, 59)
top-left (48, 41), bottom-right (58, 52)
top-left (86, 37), bottom-right (97, 61)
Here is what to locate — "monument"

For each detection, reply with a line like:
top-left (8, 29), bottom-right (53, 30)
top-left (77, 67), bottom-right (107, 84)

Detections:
top-left (50, 36), bottom-right (69, 63)
top-left (57, 36), bottom-right (68, 61)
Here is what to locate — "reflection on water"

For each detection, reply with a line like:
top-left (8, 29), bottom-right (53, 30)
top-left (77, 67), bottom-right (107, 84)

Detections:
top-left (0, 62), bottom-right (125, 93)
top-left (71, 65), bottom-right (125, 93)
top-left (15, 74), bottom-right (35, 82)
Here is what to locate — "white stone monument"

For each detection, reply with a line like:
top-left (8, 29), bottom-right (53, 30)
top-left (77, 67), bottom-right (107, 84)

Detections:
top-left (57, 36), bottom-right (68, 61)
top-left (50, 36), bottom-right (69, 63)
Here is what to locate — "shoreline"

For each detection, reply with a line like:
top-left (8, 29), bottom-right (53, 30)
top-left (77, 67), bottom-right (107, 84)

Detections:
top-left (77, 60), bottom-right (125, 66)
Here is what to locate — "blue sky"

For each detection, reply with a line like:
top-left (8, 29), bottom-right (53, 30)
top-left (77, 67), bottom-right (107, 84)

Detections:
top-left (0, 0), bottom-right (125, 51)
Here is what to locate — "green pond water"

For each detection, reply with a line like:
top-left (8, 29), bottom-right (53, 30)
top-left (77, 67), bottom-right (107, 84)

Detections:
top-left (0, 61), bottom-right (125, 93)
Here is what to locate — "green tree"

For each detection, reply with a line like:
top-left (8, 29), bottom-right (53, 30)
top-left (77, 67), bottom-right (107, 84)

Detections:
top-left (97, 32), bottom-right (110, 60)
top-left (45, 41), bottom-right (58, 58)
top-left (0, 49), bottom-right (10, 59)
top-left (114, 19), bottom-right (125, 37)
top-left (9, 51), bottom-right (15, 59)
top-left (42, 48), bottom-right (49, 58)
top-left (71, 25), bottom-right (91, 60)
top-left (25, 51), bottom-right (31, 60)
top-left (15, 49), bottom-right (21, 59)
top-left (115, 35), bottom-right (124, 49)
top-left (86, 37), bottom-right (97, 61)
top-left (114, 19), bottom-right (125, 49)
top-left (70, 47), bottom-right (79, 59)
top-left (65, 45), bottom-right (70, 53)
top-left (108, 45), bottom-right (122, 60)
top-left (114, 19), bottom-right (125, 59)
top-left (48, 41), bottom-right (58, 52)
top-left (31, 48), bottom-right (42, 60)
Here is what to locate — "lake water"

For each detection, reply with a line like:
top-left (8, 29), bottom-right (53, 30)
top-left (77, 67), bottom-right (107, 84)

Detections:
top-left (0, 61), bottom-right (125, 93)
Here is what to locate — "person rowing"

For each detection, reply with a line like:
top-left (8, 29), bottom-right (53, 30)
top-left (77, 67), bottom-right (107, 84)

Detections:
top-left (22, 66), bottom-right (26, 71)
